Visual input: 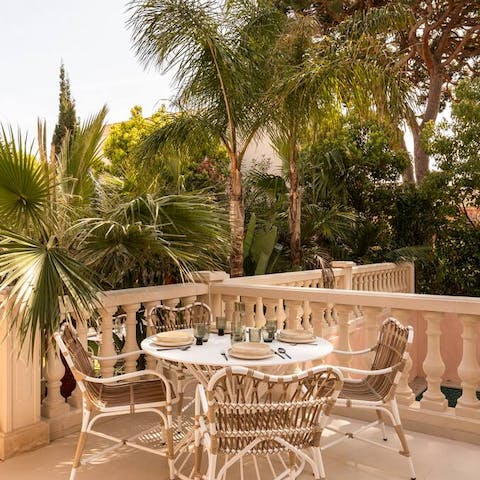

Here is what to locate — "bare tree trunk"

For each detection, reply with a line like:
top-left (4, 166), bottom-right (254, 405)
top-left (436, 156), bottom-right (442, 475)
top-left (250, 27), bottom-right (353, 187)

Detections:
top-left (393, 126), bottom-right (414, 182)
top-left (288, 131), bottom-right (301, 267)
top-left (411, 71), bottom-right (444, 183)
top-left (229, 166), bottom-right (244, 277)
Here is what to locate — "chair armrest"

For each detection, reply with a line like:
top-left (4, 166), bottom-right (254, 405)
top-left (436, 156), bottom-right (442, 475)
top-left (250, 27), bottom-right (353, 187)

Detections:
top-left (335, 365), bottom-right (399, 376)
top-left (82, 369), bottom-right (174, 400)
top-left (91, 349), bottom-right (144, 361)
top-left (333, 347), bottom-right (374, 356)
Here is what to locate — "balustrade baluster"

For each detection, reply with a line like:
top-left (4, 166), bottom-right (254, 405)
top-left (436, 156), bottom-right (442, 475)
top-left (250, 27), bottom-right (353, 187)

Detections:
top-left (420, 312), bottom-right (448, 411)
top-left (144, 300), bottom-right (160, 370)
top-left (284, 300), bottom-right (302, 330)
top-left (243, 297), bottom-right (256, 327)
top-left (456, 314), bottom-right (480, 418)
top-left (123, 303), bottom-right (141, 373)
top-left (255, 298), bottom-right (266, 327)
top-left (335, 305), bottom-right (352, 367)
top-left (223, 296), bottom-right (236, 329)
top-left (99, 306), bottom-right (117, 378)
top-left (181, 295), bottom-right (197, 326)
top-left (310, 302), bottom-right (326, 338)
top-left (263, 298), bottom-right (278, 327)
top-left (391, 309), bottom-right (415, 405)
top-left (68, 318), bottom-right (88, 409)
top-left (41, 342), bottom-right (69, 418)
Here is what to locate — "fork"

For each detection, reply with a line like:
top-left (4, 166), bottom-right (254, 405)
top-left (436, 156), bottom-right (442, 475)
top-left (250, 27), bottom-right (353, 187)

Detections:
top-left (156, 346), bottom-right (191, 352)
top-left (221, 352), bottom-right (229, 361)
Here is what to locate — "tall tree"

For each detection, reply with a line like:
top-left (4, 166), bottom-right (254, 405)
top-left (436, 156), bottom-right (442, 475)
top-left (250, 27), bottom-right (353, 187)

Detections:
top-left (128, 0), bottom-right (284, 276)
top-left (303, 1), bottom-right (480, 182)
top-left (52, 64), bottom-right (77, 156)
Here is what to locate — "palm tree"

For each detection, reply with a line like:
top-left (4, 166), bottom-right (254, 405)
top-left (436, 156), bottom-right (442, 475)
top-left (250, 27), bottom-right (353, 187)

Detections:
top-left (127, 0), bottom-right (285, 277)
top-left (268, 3), bottom-right (412, 267)
top-left (0, 109), bottom-right (107, 351)
top-left (0, 107), bottom-right (229, 349)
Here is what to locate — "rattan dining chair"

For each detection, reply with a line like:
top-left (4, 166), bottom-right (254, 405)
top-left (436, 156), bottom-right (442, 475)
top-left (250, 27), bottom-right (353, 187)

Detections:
top-left (194, 365), bottom-right (344, 480)
top-left (322, 317), bottom-right (416, 479)
top-left (148, 302), bottom-right (213, 420)
top-left (54, 323), bottom-right (177, 480)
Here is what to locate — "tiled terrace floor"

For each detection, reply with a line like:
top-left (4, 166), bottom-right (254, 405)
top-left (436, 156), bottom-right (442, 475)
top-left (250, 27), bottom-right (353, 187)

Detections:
top-left (1, 414), bottom-right (479, 480)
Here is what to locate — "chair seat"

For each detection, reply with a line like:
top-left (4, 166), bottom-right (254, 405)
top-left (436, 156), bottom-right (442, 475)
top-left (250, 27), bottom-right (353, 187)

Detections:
top-left (87, 378), bottom-right (175, 410)
top-left (338, 378), bottom-right (385, 402)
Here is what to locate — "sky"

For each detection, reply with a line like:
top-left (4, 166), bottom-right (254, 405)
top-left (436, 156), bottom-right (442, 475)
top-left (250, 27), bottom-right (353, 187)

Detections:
top-left (0, 1), bottom-right (174, 140)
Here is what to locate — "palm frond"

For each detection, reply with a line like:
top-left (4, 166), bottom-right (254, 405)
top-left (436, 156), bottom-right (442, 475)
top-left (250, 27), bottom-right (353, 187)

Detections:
top-left (58, 106), bottom-right (108, 203)
top-left (0, 126), bottom-right (51, 235)
top-left (0, 228), bottom-right (99, 352)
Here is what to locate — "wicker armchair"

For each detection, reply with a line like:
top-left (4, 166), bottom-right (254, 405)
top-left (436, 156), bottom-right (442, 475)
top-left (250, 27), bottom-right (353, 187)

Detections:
top-left (194, 365), bottom-right (343, 480)
top-left (148, 302), bottom-right (213, 420)
top-left (54, 323), bottom-right (177, 480)
top-left (323, 317), bottom-right (416, 479)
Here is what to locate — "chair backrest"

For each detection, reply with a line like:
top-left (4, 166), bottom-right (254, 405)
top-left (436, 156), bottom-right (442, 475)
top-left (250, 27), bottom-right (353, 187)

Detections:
top-left (367, 317), bottom-right (414, 401)
top-left (149, 302), bottom-right (212, 333)
top-left (54, 323), bottom-right (100, 403)
top-left (205, 366), bottom-right (343, 455)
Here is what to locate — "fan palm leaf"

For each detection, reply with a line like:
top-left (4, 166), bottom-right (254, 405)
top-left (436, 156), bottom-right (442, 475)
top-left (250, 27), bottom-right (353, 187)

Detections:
top-left (0, 228), bottom-right (99, 351)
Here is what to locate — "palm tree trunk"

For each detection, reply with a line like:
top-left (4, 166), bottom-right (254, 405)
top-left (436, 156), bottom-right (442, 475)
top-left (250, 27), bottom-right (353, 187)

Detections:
top-left (288, 130), bottom-right (301, 267)
top-left (229, 165), bottom-right (244, 277)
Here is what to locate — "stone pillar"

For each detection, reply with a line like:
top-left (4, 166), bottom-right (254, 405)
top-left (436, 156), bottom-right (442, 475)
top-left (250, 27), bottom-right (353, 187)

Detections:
top-left (192, 271), bottom-right (230, 319)
top-left (0, 302), bottom-right (49, 459)
top-left (331, 261), bottom-right (356, 290)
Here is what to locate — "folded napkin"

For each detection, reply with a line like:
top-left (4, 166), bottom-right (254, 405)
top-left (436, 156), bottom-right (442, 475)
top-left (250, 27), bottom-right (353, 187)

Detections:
top-left (231, 342), bottom-right (271, 355)
top-left (155, 331), bottom-right (194, 344)
top-left (278, 329), bottom-right (314, 341)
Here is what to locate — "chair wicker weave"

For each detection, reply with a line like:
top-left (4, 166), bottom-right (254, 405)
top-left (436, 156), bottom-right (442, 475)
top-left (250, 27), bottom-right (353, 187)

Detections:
top-left (194, 365), bottom-right (343, 480)
top-left (54, 323), bottom-right (177, 480)
top-left (148, 302), bottom-right (213, 420)
top-left (323, 317), bottom-right (416, 479)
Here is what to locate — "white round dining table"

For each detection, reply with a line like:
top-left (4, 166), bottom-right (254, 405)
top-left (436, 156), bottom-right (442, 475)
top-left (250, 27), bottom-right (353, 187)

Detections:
top-left (141, 330), bottom-right (333, 385)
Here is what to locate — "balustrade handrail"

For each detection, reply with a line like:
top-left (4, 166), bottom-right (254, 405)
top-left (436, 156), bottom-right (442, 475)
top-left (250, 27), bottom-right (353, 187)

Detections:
top-left (211, 283), bottom-right (480, 316)
top-left (99, 283), bottom-right (208, 308)
top-left (223, 268), bottom-right (344, 285)
top-left (351, 262), bottom-right (409, 273)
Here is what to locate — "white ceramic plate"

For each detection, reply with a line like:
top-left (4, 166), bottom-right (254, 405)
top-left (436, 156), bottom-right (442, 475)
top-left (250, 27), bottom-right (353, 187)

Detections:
top-left (277, 336), bottom-right (316, 344)
top-left (227, 348), bottom-right (274, 360)
top-left (152, 338), bottom-right (194, 347)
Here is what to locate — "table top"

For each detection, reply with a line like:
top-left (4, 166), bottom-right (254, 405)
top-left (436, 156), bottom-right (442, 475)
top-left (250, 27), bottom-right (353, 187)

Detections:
top-left (141, 330), bottom-right (333, 368)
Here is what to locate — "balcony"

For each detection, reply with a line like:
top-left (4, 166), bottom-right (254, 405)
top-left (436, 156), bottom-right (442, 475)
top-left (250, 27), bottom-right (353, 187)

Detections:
top-left (0, 414), bottom-right (478, 479)
top-left (1, 262), bottom-right (479, 478)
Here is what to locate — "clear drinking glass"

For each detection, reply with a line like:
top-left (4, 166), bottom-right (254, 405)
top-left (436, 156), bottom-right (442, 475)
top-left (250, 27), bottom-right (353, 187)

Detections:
top-left (193, 322), bottom-right (206, 345)
top-left (231, 302), bottom-right (246, 344)
top-left (249, 327), bottom-right (261, 342)
top-left (262, 320), bottom-right (277, 342)
top-left (216, 316), bottom-right (226, 336)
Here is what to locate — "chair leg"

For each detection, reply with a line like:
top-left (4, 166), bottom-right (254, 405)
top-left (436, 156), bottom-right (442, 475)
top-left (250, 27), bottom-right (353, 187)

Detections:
top-left (312, 447), bottom-right (326, 480)
top-left (70, 408), bottom-right (91, 480)
top-left (288, 451), bottom-right (296, 480)
top-left (206, 453), bottom-right (217, 480)
top-left (391, 400), bottom-right (416, 480)
top-left (376, 409), bottom-right (388, 441)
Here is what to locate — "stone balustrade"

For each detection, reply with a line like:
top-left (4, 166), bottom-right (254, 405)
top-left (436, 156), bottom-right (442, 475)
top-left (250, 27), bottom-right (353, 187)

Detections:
top-left (39, 283), bottom-right (208, 444)
top-left (2, 261), bottom-right (480, 459)
top-left (211, 281), bottom-right (480, 442)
